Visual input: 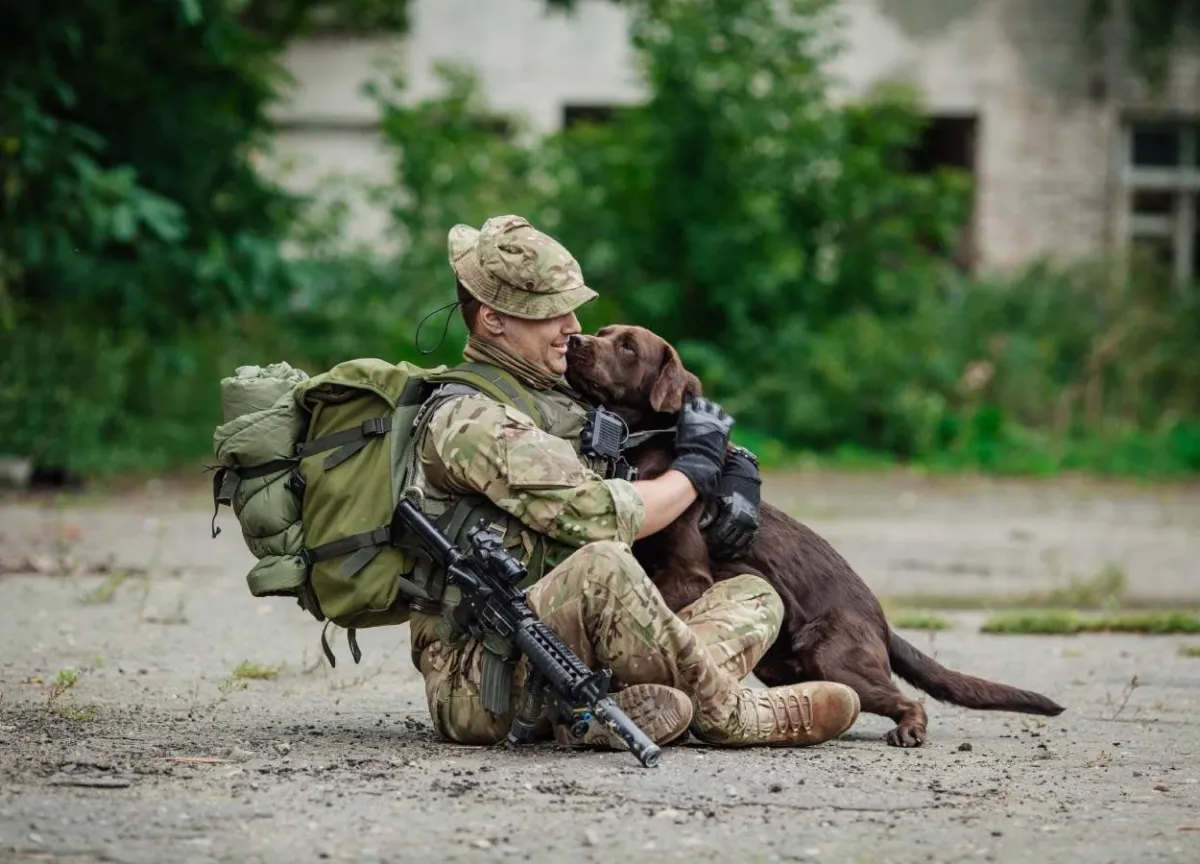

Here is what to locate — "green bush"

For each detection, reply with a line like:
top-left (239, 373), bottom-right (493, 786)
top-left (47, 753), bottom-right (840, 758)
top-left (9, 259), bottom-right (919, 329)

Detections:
top-left (0, 0), bottom-right (414, 473)
top-left (357, 0), bottom-right (1200, 477)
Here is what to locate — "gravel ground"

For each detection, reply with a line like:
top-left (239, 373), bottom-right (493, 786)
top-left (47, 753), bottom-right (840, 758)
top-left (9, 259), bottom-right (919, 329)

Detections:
top-left (1, 470), bottom-right (1199, 864)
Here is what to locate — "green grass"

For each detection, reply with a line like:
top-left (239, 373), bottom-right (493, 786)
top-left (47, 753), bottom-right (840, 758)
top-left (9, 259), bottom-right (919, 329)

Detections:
top-left (980, 610), bottom-right (1200, 635)
top-left (232, 661), bottom-right (282, 680)
top-left (732, 424), bottom-right (1200, 481)
top-left (888, 611), bottom-right (953, 631)
top-left (1177, 644), bottom-right (1200, 657)
top-left (79, 570), bottom-right (135, 605)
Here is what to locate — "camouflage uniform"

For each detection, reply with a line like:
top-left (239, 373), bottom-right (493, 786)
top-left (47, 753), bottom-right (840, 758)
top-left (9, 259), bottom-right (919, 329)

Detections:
top-left (408, 214), bottom-right (860, 750)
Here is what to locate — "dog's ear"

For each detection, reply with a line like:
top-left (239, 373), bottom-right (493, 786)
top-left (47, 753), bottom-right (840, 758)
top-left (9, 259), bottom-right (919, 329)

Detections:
top-left (649, 343), bottom-right (702, 413)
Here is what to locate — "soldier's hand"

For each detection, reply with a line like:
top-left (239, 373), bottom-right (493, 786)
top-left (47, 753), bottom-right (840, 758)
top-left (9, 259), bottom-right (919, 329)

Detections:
top-left (703, 445), bottom-right (762, 560)
top-left (671, 397), bottom-right (734, 500)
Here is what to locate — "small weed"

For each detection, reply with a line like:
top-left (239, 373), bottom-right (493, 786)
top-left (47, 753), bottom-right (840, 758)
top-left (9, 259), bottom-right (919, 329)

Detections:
top-left (233, 661), bottom-right (282, 681)
top-left (1105, 675), bottom-right (1140, 721)
top-left (218, 677), bottom-right (249, 697)
top-left (890, 611), bottom-right (953, 631)
top-left (79, 570), bottom-right (134, 605)
top-left (980, 610), bottom-right (1200, 635)
top-left (45, 668), bottom-right (95, 719)
top-left (1177, 645), bottom-right (1200, 658)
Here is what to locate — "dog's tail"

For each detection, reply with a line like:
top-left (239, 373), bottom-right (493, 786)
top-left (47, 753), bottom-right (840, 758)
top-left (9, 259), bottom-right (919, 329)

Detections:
top-left (888, 631), bottom-right (1065, 716)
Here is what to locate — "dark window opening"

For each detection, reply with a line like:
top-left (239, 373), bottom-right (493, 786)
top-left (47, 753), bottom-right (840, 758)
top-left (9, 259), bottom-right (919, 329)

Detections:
top-left (905, 115), bottom-right (978, 272)
top-left (1132, 190), bottom-right (1176, 216)
top-left (907, 115), bottom-right (976, 175)
top-left (1131, 125), bottom-right (1181, 167)
top-left (562, 104), bottom-right (623, 129)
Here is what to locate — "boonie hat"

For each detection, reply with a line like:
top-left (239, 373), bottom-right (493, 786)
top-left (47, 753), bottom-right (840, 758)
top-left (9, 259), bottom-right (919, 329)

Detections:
top-left (448, 214), bottom-right (598, 320)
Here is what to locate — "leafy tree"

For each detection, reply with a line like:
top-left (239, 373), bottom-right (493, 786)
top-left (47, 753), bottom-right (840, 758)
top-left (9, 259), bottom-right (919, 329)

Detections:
top-left (367, 0), bottom-right (972, 456)
top-left (366, 0), bottom-right (1200, 473)
top-left (0, 0), bottom-right (409, 469)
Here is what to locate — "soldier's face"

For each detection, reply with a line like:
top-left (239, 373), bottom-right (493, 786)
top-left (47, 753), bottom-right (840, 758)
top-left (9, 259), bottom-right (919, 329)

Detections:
top-left (496, 309), bottom-right (582, 376)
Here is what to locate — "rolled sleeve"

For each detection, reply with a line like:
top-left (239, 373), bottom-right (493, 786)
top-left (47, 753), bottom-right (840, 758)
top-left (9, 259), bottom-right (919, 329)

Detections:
top-left (420, 394), bottom-right (645, 547)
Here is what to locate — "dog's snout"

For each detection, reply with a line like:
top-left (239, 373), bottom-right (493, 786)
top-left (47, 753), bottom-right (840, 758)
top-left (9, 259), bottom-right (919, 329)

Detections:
top-left (567, 333), bottom-right (586, 350)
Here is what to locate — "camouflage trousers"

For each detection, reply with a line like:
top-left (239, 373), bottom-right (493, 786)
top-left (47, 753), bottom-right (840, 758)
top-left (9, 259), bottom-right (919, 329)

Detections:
top-left (412, 539), bottom-right (784, 746)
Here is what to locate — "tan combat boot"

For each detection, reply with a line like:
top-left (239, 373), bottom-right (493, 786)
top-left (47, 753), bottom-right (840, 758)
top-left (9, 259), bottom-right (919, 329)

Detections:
top-left (692, 681), bottom-right (861, 747)
top-left (553, 683), bottom-right (694, 750)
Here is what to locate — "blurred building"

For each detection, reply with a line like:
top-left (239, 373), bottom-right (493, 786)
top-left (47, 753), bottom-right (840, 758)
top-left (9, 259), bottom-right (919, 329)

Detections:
top-left (266, 0), bottom-right (1200, 279)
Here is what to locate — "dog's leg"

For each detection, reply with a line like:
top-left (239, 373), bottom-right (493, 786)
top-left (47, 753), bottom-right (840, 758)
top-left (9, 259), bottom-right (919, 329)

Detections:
top-left (803, 620), bottom-right (929, 747)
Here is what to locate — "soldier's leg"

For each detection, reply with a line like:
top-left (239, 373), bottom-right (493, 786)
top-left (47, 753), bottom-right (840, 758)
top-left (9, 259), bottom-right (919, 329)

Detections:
top-left (415, 630), bottom-right (520, 746)
top-left (525, 541), bottom-right (860, 747)
top-left (412, 560), bottom-right (695, 749)
top-left (675, 573), bottom-right (781, 680)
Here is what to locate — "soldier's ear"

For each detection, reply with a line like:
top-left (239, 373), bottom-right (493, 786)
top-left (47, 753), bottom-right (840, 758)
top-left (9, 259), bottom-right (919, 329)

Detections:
top-left (479, 304), bottom-right (505, 336)
top-left (649, 343), bottom-right (701, 413)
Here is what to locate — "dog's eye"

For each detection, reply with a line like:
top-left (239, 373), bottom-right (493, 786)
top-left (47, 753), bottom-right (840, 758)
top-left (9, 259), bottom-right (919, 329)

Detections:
top-left (619, 343), bottom-right (636, 356)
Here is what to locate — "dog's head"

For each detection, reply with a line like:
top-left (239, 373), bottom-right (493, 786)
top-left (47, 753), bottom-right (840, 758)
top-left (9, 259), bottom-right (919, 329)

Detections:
top-left (564, 325), bottom-right (702, 427)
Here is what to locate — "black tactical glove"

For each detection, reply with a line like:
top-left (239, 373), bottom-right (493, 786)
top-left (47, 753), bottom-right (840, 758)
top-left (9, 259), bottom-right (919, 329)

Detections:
top-left (671, 397), bottom-right (734, 500)
top-left (703, 445), bottom-right (762, 560)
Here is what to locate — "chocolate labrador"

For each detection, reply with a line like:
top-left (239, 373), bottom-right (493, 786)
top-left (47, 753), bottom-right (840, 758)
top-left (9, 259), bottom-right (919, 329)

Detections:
top-left (564, 325), bottom-right (1065, 747)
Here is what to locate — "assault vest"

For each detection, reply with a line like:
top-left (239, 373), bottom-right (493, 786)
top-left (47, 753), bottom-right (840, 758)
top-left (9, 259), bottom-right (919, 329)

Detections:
top-left (211, 356), bottom-right (611, 667)
top-left (403, 370), bottom-right (612, 654)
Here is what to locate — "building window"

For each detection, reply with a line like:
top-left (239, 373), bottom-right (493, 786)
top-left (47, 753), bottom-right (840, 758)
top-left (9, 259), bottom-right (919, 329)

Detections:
top-left (1122, 121), bottom-right (1200, 284)
top-left (562, 104), bottom-right (623, 130)
top-left (906, 115), bottom-right (979, 272)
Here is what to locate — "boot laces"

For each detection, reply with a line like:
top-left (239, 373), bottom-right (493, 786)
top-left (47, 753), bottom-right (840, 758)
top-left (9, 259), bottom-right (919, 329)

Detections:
top-left (766, 687), bottom-right (813, 734)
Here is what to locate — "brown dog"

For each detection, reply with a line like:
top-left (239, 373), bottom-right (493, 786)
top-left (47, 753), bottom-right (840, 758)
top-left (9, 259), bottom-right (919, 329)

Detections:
top-left (564, 325), bottom-right (1065, 747)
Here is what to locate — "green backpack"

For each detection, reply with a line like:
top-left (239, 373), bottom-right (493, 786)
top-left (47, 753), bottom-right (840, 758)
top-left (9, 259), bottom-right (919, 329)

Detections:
top-left (209, 357), bottom-right (546, 665)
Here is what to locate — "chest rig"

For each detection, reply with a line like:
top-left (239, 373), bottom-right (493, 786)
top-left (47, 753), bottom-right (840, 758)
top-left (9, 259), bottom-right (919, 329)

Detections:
top-left (401, 363), bottom-right (633, 652)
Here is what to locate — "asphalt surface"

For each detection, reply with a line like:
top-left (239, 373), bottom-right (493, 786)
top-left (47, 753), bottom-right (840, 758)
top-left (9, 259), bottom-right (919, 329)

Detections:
top-left (2, 470), bottom-right (1198, 864)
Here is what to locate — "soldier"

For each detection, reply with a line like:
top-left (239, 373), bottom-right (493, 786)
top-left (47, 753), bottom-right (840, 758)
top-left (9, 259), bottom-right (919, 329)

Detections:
top-left (406, 214), bottom-right (860, 751)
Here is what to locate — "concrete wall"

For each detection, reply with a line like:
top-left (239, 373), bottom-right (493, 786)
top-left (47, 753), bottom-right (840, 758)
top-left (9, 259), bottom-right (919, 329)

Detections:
top-left (262, 0), bottom-right (1200, 272)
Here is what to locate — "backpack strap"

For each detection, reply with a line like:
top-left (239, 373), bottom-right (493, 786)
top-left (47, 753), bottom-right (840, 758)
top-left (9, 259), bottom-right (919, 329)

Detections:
top-left (234, 415), bottom-right (393, 482)
top-left (428, 362), bottom-right (547, 429)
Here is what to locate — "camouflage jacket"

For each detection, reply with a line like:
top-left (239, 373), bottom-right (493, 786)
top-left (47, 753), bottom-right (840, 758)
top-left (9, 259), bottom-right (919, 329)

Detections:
top-left (406, 383), bottom-right (646, 653)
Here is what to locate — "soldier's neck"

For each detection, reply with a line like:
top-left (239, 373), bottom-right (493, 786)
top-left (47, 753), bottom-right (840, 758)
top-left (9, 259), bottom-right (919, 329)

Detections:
top-left (463, 334), bottom-right (561, 391)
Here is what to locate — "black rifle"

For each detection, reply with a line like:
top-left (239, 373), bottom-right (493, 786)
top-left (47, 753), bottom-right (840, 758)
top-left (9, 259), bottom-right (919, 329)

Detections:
top-left (391, 490), bottom-right (661, 769)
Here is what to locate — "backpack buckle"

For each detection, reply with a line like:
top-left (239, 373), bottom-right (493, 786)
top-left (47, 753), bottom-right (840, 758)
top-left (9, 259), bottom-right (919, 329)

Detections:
top-left (362, 417), bottom-right (390, 436)
top-left (286, 472), bottom-right (306, 498)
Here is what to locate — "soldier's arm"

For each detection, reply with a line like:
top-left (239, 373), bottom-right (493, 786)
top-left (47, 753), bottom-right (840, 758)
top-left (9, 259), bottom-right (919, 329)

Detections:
top-left (630, 471), bottom-right (697, 538)
top-left (420, 394), bottom-right (645, 547)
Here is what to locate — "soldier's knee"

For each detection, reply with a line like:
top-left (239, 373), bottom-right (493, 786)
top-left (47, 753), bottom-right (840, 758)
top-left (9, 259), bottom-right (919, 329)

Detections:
top-left (574, 540), bottom-right (649, 593)
top-left (729, 572), bottom-right (785, 627)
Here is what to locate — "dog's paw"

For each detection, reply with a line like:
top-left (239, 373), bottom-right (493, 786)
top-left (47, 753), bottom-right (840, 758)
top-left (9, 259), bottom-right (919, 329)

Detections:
top-left (885, 725), bottom-right (926, 747)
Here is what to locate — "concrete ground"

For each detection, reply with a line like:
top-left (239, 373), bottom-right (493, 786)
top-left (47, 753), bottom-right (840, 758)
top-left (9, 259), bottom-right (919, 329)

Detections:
top-left (1, 469), bottom-right (1199, 864)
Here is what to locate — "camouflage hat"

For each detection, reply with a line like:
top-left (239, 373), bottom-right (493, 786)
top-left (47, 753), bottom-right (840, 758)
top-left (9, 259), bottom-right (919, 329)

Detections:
top-left (448, 215), bottom-right (598, 320)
